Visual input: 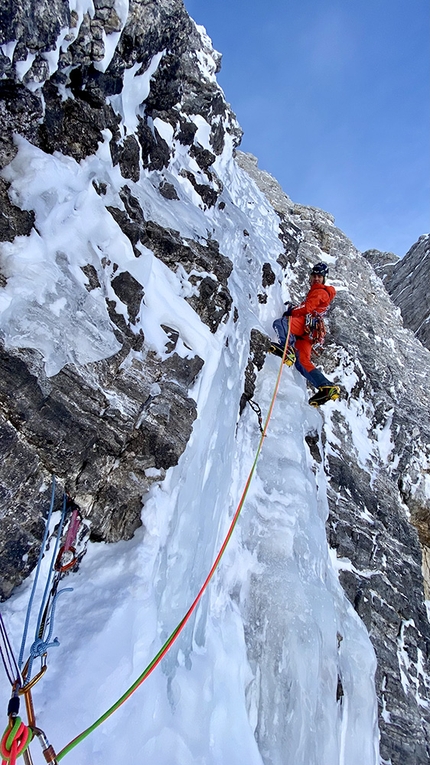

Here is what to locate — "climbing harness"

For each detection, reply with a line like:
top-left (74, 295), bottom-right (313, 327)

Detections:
top-left (1, 322), bottom-right (292, 762)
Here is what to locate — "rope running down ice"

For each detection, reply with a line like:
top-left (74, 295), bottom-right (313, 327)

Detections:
top-left (56, 319), bottom-right (292, 761)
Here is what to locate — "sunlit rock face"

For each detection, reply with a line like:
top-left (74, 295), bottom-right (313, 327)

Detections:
top-left (0, 3), bottom-right (429, 765)
top-left (363, 234), bottom-right (430, 351)
top-left (386, 234), bottom-right (430, 350)
top-left (362, 247), bottom-right (399, 283)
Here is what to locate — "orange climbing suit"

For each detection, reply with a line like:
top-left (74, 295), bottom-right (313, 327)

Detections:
top-left (289, 283), bottom-right (336, 372)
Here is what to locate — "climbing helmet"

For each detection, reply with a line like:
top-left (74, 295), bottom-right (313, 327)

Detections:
top-left (311, 262), bottom-right (329, 277)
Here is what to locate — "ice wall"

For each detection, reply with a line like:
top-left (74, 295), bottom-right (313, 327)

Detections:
top-left (0, 151), bottom-right (380, 764)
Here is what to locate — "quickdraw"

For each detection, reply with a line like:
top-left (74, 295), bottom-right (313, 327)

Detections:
top-left (31, 728), bottom-right (58, 765)
top-left (55, 505), bottom-right (81, 574)
top-left (1, 481), bottom-right (84, 765)
top-left (248, 399), bottom-right (264, 433)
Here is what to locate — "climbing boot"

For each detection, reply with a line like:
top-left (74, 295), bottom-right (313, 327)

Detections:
top-left (309, 385), bottom-right (341, 407)
top-left (283, 346), bottom-right (296, 366)
top-left (269, 343), bottom-right (296, 366)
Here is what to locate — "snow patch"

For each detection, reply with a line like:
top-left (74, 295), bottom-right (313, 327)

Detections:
top-left (108, 52), bottom-right (165, 135)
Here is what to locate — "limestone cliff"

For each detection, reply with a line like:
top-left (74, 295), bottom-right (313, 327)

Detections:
top-left (364, 235), bottom-right (430, 351)
top-left (386, 235), bottom-right (430, 350)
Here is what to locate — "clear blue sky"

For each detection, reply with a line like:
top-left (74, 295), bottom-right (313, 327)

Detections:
top-left (184, 0), bottom-right (429, 256)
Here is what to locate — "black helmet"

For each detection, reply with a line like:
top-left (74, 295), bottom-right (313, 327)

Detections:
top-left (311, 262), bottom-right (329, 277)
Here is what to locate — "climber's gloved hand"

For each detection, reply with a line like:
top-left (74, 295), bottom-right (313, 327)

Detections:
top-left (283, 302), bottom-right (295, 317)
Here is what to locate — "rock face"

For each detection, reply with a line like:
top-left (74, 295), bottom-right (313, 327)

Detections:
top-left (362, 247), bottom-right (399, 283)
top-left (0, 3), bottom-right (429, 765)
top-left (386, 235), bottom-right (430, 350)
top-left (236, 151), bottom-right (430, 765)
top-left (0, 0), bottom-right (241, 599)
top-left (363, 235), bottom-right (430, 350)
top-left (0, 342), bottom-right (203, 598)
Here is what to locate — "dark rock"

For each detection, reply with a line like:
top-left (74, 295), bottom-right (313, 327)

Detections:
top-left (38, 81), bottom-right (120, 161)
top-left (92, 180), bottom-right (107, 196)
top-left (176, 119), bottom-right (198, 145)
top-left (262, 262), bottom-right (276, 288)
top-left (240, 330), bottom-right (271, 415)
top-left (144, 52), bottom-right (182, 113)
top-left (159, 181), bottom-right (179, 200)
top-left (159, 352), bottom-right (204, 388)
top-left (111, 271), bottom-right (144, 324)
top-left (81, 264), bottom-right (101, 291)
top-left (116, 135), bottom-right (141, 182)
top-left (117, 210), bottom-right (233, 332)
top-left (304, 432), bottom-right (322, 463)
top-left (161, 325), bottom-right (180, 353)
top-left (183, 88), bottom-right (226, 122)
top-left (0, 338), bottom-right (201, 597)
top-left (108, 191), bottom-right (239, 330)
top-left (0, 178), bottom-right (35, 242)
top-left (69, 64), bottom-right (123, 107)
top-left (210, 120), bottom-right (225, 154)
top-left (137, 119), bottom-right (170, 171)
top-left (182, 170), bottom-right (219, 208)
top-left (106, 205), bottom-right (142, 257)
top-left (0, 80), bottom-right (43, 168)
top-left (190, 144), bottom-right (216, 171)
top-left (0, 0), bottom-right (70, 50)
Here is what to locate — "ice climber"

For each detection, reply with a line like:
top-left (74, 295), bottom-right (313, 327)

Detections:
top-left (270, 262), bottom-right (341, 406)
